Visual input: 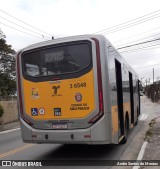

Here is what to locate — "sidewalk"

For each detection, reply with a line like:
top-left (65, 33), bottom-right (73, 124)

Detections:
top-left (0, 120), bottom-right (20, 132)
top-left (140, 115), bottom-right (160, 169)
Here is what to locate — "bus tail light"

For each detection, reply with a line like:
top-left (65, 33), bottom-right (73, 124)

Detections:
top-left (84, 135), bottom-right (91, 138)
top-left (16, 52), bottom-right (34, 126)
top-left (88, 38), bottom-right (104, 124)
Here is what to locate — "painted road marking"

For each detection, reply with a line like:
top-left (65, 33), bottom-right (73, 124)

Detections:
top-left (132, 141), bottom-right (148, 169)
top-left (0, 128), bottom-right (20, 134)
top-left (0, 144), bottom-right (34, 159)
top-left (139, 114), bottom-right (145, 120)
top-left (140, 102), bottom-right (149, 121)
top-left (139, 114), bottom-right (148, 121)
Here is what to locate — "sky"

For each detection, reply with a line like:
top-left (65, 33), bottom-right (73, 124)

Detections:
top-left (1, 0), bottom-right (160, 85)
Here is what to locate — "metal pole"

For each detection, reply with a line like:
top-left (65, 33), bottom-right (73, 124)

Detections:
top-left (146, 79), bottom-right (148, 86)
top-left (141, 77), bottom-right (144, 87)
top-left (153, 68), bottom-right (154, 84)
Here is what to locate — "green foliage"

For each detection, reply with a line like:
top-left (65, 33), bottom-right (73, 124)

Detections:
top-left (0, 38), bottom-right (16, 76)
top-left (0, 30), bottom-right (16, 97)
top-left (0, 73), bottom-right (16, 97)
top-left (0, 104), bottom-right (4, 118)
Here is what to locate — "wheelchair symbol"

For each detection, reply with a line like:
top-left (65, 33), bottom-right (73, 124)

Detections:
top-left (31, 108), bottom-right (38, 116)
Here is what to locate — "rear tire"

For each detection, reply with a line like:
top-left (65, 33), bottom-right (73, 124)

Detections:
top-left (134, 108), bottom-right (139, 126)
top-left (121, 118), bottom-right (128, 144)
top-left (134, 121), bottom-right (138, 126)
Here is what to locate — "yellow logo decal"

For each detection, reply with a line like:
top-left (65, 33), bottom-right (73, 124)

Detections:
top-left (31, 88), bottom-right (39, 98)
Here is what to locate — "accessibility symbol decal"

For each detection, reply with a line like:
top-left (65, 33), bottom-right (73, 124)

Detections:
top-left (31, 108), bottom-right (38, 116)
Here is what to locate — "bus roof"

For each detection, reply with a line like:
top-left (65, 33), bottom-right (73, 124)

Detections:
top-left (18, 34), bottom-right (138, 78)
top-left (18, 34), bottom-right (106, 52)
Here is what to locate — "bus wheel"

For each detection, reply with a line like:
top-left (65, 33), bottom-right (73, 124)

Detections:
top-left (121, 116), bottom-right (129, 144)
top-left (134, 107), bottom-right (139, 126)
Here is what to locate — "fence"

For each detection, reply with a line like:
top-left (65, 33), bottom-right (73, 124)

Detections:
top-left (145, 81), bottom-right (160, 103)
top-left (0, 100), bottom-right (18, 124)
top-left (0, 96), bottom-right (17, 101)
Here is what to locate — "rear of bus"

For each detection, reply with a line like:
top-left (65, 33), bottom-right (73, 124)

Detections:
top-left (16, 36), bottom-right (111, 144)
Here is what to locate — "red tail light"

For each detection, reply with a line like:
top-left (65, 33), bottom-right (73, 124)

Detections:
top-left (99, 91), bottom-right (103, 110)
top-left (16, 52), bottom-right (34, 126)
top-left (84, 135), bottom-right (91, 138)
top-left (88, 38), bottom-right (104, 123)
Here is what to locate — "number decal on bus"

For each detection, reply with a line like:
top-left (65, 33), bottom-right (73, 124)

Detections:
top-left (70, 82), bottom-right (86, 88)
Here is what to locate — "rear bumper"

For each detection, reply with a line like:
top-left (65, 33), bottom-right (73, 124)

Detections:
top-left (20, 115), bottom-right (111, 144)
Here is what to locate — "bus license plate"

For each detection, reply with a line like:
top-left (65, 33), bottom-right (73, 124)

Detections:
top-left (52, 124), bottom-right (68, 129)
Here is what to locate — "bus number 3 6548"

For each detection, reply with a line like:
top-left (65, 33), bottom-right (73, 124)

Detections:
top-left (70, 82), bottom-right (86, 89)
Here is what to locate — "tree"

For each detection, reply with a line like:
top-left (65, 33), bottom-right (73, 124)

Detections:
top-left (0, 29), bottom-right (16, 97)
top-left (0, 28), bottom-right (6, 39)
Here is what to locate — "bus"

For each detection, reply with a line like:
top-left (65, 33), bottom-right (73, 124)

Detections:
top-left (16, 35), bottom-right (140, 144)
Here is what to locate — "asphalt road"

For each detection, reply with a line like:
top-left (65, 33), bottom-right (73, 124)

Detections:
top-left (0, 96), bottom-right (158, 169)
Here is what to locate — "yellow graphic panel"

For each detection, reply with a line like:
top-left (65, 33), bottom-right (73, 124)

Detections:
top-left (22, 70), bottom-right (95, 120)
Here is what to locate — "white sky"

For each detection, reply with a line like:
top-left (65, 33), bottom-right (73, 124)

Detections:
top-left (1, 0), bottom-right (160, 84)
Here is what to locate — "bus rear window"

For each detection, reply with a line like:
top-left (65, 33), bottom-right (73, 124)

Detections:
top-left (22, 43), bottom-right (91, 77)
